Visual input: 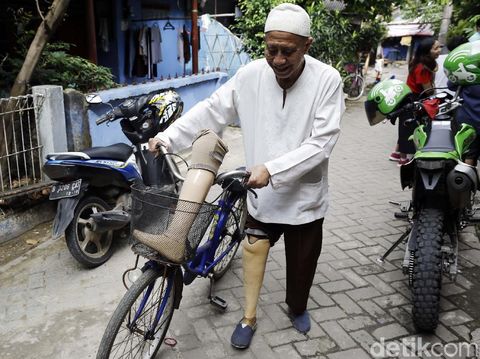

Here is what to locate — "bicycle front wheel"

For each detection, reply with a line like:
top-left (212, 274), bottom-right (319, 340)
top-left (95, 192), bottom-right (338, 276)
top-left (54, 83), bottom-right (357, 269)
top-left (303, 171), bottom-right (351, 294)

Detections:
top-left (343, 74), bottom-right (365, 101)
top-left (96, 267), bottom-right (177, 359)
top-left (212, 195), bottom-right (247, 279)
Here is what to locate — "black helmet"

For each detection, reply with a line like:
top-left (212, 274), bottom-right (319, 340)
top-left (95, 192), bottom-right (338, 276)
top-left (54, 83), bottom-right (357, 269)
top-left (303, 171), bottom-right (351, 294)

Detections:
top-left (120, 90), bottom-right (183, 144)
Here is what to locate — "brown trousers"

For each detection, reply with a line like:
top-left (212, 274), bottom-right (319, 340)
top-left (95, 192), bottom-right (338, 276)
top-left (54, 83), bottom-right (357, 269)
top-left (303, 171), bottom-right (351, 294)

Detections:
top-left (245, 215), bottom-right (324, 314)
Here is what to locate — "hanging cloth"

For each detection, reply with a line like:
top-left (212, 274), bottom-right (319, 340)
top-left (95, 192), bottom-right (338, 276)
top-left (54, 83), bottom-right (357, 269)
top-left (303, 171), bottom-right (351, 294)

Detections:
top-left (182, 25), bottom-right (191, 64)
top-left (151, 25), bottom-right (163, 63)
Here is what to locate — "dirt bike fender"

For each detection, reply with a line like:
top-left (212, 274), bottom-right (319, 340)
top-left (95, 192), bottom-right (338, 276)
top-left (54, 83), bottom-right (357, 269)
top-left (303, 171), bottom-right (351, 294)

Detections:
top-left (52, 192), bottom-right (86, 238)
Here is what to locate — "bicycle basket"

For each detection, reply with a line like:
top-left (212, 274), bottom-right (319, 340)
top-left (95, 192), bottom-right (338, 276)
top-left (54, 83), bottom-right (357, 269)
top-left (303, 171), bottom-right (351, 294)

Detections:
top-left (130, 184), bottom-right (218, 264)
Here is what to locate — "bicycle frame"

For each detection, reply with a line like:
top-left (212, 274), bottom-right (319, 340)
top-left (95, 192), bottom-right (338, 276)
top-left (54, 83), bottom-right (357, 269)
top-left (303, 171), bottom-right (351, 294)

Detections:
top-left (185, 190), bottom-right (243, 277)
top-left (127, 189), bottom-right (243, 336)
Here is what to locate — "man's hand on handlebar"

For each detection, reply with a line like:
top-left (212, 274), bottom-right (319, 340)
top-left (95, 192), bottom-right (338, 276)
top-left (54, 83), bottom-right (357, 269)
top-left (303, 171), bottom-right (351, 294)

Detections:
top-left (247, 164), bottom-right (270, 189)
top-left (148, 137), bottom-right (170, 158)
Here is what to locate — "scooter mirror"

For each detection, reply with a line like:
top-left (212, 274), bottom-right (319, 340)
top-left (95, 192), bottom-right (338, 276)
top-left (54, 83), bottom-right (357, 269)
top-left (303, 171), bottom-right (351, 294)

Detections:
top-left (85, 94), bottom-right (103, 104)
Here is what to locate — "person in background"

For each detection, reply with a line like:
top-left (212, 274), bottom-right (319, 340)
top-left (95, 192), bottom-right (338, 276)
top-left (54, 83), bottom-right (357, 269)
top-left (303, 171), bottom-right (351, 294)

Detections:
top-left (436, 35), bottom-right (468, 95)
top-left (148, 3), bottom-right (344, 350)
top-left (398, 37), bottom-right (441, 165)
top-left (374, 53), bottom-right (384, 84)
top-left (388, 38), bottom-right (441, 164)
top-left (468, 18), bottom-right (480, 43)
top-left (445, 40), bottom-right (480, 166)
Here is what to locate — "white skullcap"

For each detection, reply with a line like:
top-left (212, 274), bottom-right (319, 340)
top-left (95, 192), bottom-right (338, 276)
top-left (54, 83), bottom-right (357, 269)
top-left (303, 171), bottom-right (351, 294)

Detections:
top-left (264, 3), bottom-right (311, 37)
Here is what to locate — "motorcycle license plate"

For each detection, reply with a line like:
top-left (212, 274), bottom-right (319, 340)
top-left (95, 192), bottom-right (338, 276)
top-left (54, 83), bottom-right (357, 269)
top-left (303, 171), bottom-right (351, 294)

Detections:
top-left (49, 179), bottom-right (82, 200)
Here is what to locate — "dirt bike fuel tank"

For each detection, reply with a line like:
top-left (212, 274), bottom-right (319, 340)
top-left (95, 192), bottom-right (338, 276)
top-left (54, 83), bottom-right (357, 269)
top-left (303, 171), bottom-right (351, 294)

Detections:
top-left (446, 162), bottom-right (478, 209)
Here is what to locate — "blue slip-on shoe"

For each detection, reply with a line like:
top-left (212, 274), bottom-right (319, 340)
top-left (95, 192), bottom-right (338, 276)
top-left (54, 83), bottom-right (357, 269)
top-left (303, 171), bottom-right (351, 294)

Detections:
top-left (230, 318), bottom-right (257, 349)
top-left (288, 310), bottom-right (311, 334)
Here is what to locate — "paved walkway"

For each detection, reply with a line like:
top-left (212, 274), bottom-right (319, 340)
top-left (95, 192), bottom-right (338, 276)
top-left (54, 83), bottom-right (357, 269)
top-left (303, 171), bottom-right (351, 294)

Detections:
top-left (1, 65), bottom-right (480, 358)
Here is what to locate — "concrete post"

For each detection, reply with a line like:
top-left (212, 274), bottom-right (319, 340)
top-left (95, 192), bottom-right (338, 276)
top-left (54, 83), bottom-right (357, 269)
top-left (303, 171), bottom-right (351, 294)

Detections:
top-left (63, 89), bottom-right (92, 152)
top-left (32, 85), bottom-right (67, 160)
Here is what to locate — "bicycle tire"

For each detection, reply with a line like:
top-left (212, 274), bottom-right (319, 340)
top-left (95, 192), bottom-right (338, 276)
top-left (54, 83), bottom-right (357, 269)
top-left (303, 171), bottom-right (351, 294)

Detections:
top-left (96, 267), bottom-right (176, 359)
top-left (343, 74), bottom-right (365, 101)
top-left (212, 195), bottom-right (247, 279)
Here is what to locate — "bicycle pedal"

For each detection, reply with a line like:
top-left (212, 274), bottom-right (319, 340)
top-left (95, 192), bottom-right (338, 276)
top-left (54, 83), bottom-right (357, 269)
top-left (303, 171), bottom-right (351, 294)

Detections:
top-left (394, 211), bottom-right (409, 219)
top-left (210, 296), bottom-right (227, 310)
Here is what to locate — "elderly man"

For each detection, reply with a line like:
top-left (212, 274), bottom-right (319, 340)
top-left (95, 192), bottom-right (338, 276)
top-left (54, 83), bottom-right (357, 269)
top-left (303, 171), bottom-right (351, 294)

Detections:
top-left (147, 3), bottom-right (344, 349)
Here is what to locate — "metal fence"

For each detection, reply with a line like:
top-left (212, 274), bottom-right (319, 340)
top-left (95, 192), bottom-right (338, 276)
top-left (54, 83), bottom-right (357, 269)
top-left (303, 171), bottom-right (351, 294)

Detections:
top-left (0, 94), bottom-right (46, 199)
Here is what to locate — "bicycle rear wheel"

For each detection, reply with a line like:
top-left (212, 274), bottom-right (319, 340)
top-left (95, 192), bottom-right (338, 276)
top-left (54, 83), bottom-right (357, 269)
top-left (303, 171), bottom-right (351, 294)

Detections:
top-left (212, 195), bottom-right (247, 279)
top-left (343, 74), bottom-right (365, 101)
top-left (96, 267), bottom-right (177, 359)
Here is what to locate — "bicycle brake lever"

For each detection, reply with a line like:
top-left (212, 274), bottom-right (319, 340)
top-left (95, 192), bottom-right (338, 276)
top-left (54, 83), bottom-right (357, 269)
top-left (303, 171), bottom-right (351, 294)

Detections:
top-left (248, 188), bottom-right (258, 199)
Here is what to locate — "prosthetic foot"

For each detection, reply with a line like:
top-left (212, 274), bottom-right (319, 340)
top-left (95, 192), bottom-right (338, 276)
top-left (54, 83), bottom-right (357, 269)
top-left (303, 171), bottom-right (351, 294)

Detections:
top-left (134, 130), bottom-right (228, 262)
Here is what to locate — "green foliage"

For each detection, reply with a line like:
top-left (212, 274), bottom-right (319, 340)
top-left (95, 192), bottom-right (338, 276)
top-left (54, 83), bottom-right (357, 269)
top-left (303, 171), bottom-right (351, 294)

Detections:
top-left (232, 0), bottom-right (391, 71)
top-left (0, 8), bottom-right (116, 96)
top-left (307, 3), bottom-right (356, 67)
top-left (400, 1), bottom-right (444, 34)
top-left (448, 15), bottom-right (480, 40)
top-left (451, 0), bottom-right (480, 27)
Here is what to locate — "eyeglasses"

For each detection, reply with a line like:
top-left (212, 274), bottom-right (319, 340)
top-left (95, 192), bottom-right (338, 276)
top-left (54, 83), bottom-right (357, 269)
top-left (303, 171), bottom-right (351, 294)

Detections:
top-left (265, 46), bottom-right (300, 58)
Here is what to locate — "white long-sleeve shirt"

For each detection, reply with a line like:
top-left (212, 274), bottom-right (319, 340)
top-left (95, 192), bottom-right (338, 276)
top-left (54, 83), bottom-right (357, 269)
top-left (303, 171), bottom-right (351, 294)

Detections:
top-left (156, 55), bottom-right (344, 224)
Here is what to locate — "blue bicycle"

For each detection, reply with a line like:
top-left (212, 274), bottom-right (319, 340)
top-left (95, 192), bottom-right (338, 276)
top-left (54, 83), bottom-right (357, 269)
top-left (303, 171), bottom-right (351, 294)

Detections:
top-left (96, 164), bottom-right (250, 358)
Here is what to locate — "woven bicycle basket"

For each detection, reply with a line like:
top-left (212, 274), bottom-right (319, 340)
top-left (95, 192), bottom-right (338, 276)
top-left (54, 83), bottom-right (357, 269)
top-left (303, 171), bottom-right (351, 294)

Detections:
top-left (130, 184), bottom-right (218, 264)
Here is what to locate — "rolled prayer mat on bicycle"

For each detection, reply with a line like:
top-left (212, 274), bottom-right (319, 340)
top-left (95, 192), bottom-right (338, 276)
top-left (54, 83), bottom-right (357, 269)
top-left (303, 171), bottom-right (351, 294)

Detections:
top-left (133, 130), bottom-right (228, 263)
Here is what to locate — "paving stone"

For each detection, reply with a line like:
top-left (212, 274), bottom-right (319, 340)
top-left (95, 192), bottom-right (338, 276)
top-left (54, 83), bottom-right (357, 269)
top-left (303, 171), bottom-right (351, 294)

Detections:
top-left (262, 303), bottom-right (292, 331)
top-left (193, 318), bottom-right (220, 342)
top-left (346, 287), bottom-right (382, 301)
top-left (329, 258), bottom-right (361, 270)
top-left (307, 319), bottom-right (328, 339)
top-left (336, 240), bottom-right (364, 251)
top-left (440, 310), bottom-right (474, 326)
top-left (264, 328), bottom-right (306, 347)
top-left (378, 270), bottom-right (406, 283)
top-left (310, 306), bottom-right (348, 323)
top-left (249, 335), bottom-right (278, 359)
top-left (327, 347), bottom-right (371, 359)
top-left (344, 249), bottom-right (371, 265)
top-left (352, 263), bottom-right (385, 276)
top-left (442, 282), bottom-right (467, 296)
top-left (372, 323), bottom-right (409, 341)
top-left (363, 275), bottom-right (396, 295)
top-left (373, 293), bottom-right (410, 308)
top-left (324, 245), bottom-right (351, 260)
top-left (272, 344), bottom-right (302, 359)
top-left (331, 293), bottom-right (363, 315)
top-left (294, 338), bottom-right (333, 357)
top-left (337, 315), bottom-right (376, 331)
top-left (350, 329), bottom-right (377, 353)
top-left (338, 268), bottom-right (369, 288)
top-left (320, 280), bottom-right (354, 293)
top-left (451, 325), bottom-right (471, 340)
top-left (320, 321), bottom-right (356, 350)
top-left (317, 263), bottom-right (344, 281)
top-left (310, 286), bottom-right (335, 307)
top-left (434, 323), bottom-right (458, 342)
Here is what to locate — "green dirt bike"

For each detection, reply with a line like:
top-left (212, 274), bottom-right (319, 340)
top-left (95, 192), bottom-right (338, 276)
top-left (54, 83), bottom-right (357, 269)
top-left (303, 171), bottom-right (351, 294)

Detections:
top-left (365, 75), bottom-right (479, 331)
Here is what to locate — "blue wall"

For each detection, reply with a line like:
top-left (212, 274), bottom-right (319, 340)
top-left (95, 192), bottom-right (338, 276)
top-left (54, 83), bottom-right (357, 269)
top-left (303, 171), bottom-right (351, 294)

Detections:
top-left (87, 72), bottom-right (228, 147)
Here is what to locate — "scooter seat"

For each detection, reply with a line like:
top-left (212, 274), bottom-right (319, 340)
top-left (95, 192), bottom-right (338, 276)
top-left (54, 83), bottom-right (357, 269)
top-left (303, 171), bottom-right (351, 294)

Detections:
top-left (82, 143), bottom-right (133, 161)
top-left (53, 143), bottom-right (133, 161)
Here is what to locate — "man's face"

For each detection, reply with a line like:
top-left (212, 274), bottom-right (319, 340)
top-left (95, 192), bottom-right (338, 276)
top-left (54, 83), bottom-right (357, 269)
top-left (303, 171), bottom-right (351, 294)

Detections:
top-left (264, 31), bottom-right (312, 80)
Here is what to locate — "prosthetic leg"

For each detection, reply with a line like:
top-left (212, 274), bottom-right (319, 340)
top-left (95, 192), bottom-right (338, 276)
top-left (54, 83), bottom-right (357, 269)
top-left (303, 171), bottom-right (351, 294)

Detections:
top-left (230, 235), bottom-right (270, 348)
top-left (134, 129), bottom-right (228, 263)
